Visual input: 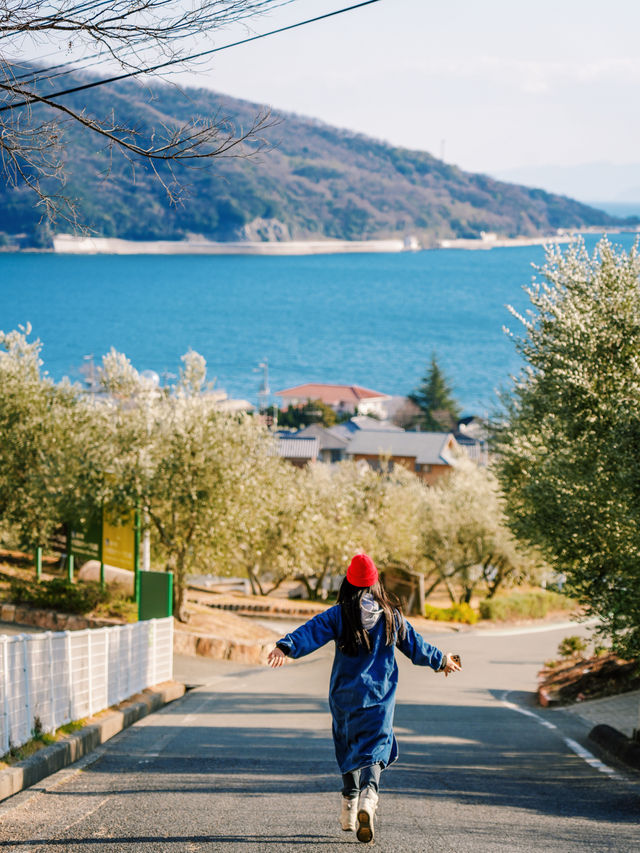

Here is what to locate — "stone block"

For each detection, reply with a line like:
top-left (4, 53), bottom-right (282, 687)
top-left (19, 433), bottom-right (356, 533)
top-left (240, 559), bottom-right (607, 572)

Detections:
top-left (1, 603), bottom-right (16, 622)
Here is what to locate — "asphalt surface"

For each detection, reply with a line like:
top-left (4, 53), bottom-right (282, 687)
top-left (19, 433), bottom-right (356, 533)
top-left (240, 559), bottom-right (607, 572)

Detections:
top-left (1, 622), bottom-right (639, 852)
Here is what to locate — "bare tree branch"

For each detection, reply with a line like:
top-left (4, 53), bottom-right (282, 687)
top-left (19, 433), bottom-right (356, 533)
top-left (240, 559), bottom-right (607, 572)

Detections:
top-left (0, 0), bottom-right (297, 223)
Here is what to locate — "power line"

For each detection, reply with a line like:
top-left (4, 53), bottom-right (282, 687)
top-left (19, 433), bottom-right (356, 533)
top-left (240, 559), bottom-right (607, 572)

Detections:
top-left (7, 0), bottom-right (296, 84)
top-left (0, 0), bottom-right (382, 113)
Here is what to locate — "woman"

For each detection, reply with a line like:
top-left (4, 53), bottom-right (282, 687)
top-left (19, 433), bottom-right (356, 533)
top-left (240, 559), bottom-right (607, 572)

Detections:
top-left (267, 552), bottom-right (460, 843)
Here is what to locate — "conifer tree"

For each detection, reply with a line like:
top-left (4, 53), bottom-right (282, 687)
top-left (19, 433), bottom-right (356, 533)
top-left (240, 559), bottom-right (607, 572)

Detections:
top-left (409, 353), bottom-right (461, 431)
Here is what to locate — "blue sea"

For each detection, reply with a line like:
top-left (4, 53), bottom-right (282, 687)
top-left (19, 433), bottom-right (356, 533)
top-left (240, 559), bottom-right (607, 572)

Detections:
top-left (0, 233), bottom-right (637, 415)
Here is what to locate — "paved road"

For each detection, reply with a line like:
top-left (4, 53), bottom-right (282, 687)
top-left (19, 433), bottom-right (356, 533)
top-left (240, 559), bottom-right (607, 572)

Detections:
top-left (1, 623), bottom-right (639, 852)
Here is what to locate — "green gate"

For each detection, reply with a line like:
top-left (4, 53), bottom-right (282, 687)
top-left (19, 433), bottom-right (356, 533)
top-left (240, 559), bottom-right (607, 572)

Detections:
top-left (138, 571), bottom-right (173, 621)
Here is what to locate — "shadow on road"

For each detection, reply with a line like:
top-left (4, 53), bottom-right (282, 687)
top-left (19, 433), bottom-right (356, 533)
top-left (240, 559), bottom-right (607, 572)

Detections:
top-left (18, 689), bottom-right (638, 830)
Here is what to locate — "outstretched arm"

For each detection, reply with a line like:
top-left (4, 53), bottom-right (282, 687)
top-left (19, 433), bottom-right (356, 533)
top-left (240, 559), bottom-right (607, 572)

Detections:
top-left (267, 606), bottom-right (339, 664)
top-left (397, 616), bottom-right (460, 674)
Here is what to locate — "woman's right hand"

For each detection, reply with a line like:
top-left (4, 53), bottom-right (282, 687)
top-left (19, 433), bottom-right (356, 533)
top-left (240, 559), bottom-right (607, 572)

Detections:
top-left (442, 653), bottom-right (462, 677)
top-left (267, 647), bottom-right (287, 668)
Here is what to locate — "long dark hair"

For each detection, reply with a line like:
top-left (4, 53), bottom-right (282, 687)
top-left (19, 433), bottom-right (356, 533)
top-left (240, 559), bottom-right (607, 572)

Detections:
top-left (337, 577), bottom-right (406, 656)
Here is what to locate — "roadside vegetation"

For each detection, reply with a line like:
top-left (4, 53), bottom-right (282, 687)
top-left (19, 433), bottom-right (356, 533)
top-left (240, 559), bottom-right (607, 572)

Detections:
top-left (3, 573), bottom-right (137, 622)
top-left (538, 635), bottom-right (640, 705)
top-left (478, 590), bottom-right (573, 622)
top-left (0, 719), bottom-right (85, 769)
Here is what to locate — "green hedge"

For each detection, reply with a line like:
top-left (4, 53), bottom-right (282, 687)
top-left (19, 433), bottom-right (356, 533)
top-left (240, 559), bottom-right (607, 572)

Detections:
top-left (8, 578), bottom-right (108, 615)
top-left (424, 602), bottom-right (479, 624)
top-left (478, 590), bottom-right (573, 622)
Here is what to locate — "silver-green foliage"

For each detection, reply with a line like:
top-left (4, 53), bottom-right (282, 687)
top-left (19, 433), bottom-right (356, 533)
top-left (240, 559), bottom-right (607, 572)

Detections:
top-left (495, 237), bottom-right (640, 659)
top-left (0, 326), bottom-right (107, 549)
top-left (0, 327), bottom-right (544, 622)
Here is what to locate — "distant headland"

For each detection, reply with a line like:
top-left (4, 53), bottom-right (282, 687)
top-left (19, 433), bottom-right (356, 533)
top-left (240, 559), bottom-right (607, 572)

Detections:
top-left (1, 65), bottom-right (634, 251)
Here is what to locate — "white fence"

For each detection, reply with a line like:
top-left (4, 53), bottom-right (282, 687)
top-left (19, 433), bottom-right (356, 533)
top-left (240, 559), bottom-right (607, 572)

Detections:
top-left (0, 617), bottom-right (173, 754)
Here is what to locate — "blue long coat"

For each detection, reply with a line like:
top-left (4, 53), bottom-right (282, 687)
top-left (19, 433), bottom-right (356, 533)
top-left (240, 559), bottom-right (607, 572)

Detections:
top-left (276, 605), bottom-right (444, 774)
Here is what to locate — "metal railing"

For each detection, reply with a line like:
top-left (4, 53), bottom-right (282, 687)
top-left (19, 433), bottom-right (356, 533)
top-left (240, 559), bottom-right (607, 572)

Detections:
top-left (0, 617), bottom-right (173, 754)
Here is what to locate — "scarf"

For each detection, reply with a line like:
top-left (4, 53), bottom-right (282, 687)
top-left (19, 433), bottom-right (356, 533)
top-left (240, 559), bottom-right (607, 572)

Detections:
top-left (360, 592), bottom-right (382, 630)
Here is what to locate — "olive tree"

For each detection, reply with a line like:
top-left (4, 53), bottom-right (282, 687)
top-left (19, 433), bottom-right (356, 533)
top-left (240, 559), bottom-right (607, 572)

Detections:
top-left (284, 461), bottom-right (385, 599)
top-left (98, 348), bottom-right (280, 620)
top-left (494, 237), bottom-right (640, 660)
top-left (421, 458), bottom-right (537, 603)
top-left (0, 326), bottom-right (107, 555)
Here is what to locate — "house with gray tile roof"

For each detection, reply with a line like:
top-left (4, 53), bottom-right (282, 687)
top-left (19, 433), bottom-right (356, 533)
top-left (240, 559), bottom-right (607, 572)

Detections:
top-left (274, 435), bottom-right (319, 467)
top-left (294, 424), bottom-right (349, 463)
top-left (345, 430), bottom-right (460, 483)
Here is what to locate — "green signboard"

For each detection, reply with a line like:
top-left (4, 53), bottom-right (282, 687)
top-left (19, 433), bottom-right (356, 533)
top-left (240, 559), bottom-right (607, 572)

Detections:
top-left (70, 516), bottom-right (102, 564)
top-left (48, 509), bottom-right (140, 595)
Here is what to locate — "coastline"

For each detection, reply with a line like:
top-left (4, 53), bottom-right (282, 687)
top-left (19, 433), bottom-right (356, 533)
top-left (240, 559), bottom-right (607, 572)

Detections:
top-left (438, 234), bottom-right (573, 250)
top-left (437, 226), bottom-right (638, 251)
top-left (51, 235), bottom-right (411, 256)
top-left (17, 227), bottom-right (639, 257)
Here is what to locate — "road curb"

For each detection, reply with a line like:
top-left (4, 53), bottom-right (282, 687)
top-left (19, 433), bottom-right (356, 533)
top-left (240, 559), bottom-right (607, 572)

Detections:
top-left (0, 680), bottom-right (185, 803)
top-left (588, 723), bottom-right (640, 771)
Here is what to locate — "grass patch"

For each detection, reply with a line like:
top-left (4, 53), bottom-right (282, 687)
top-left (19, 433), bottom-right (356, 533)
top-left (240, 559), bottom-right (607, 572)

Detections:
top-left (479, 590), bottom-right (574, 622)
top-left (424, 602), bottom-right (479, 624)
top-left (0, 718), bottom-right (87, 768)
top-left (91, 593), bottom-right (138, 622)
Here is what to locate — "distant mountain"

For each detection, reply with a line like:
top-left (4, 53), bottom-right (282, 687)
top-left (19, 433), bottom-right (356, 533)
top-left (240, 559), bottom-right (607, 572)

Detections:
top-left (492, 161), bottom-right (640, 206)
top-left (0, 68), bottom-right (627, 247)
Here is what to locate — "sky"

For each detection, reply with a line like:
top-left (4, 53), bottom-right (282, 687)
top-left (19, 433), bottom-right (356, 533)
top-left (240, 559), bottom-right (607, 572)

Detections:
top-left (161, 0), bottom-right (640, 184)
top-left (19, 0), bottom-right (640, 197)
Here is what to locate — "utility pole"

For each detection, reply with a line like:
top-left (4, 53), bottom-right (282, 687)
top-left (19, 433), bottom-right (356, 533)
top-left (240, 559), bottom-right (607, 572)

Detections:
top-left (258, 360), bottom-right (270, 413)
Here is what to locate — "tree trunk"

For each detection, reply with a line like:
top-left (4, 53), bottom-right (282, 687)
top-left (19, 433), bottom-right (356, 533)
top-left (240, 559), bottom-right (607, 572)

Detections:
top-left (248, 566), bottom-right (265, 597)
top-left (460, 586), bottom-right (473, 605)
top-left (424, 576), bottom-right (442, 598)
top-left (263, 575), bottom-right (287, 596)
top-left (442, 574), bottom-right (457, 603)
top-left (173, 552), bottom-right (188, 623)
top-left (247, 571), bottom-right (259, 596)
top-left (295, 574), bottom-right (314, 600)
top-left (484, 557), bottom-right (506, 598)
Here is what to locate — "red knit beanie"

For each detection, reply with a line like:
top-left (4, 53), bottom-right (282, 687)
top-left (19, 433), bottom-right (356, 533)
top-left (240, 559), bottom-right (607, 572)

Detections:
top-left (346, 553), bottom-right (378, 588)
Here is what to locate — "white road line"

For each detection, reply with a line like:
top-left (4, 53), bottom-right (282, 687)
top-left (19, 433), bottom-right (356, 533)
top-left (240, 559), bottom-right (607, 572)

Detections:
top-left (470, 618), bottom-right (599, 638)
top-left (499, 690), bottom-right (623, 780)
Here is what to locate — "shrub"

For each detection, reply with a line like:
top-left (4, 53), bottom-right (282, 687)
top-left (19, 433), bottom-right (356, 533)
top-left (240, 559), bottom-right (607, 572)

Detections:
top-left (424, 602), bottom-right (479, 624)
top-left (9, 577), bottom-right (108, 614)
top-left (478, 590), bottom-right (573, 622)
top-left (557, 635), bottom-right (588, 658)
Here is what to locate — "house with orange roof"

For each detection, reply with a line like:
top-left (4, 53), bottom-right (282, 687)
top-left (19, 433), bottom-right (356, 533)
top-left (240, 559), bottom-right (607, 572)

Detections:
top-left (275, 383), bottom-right (391, 418)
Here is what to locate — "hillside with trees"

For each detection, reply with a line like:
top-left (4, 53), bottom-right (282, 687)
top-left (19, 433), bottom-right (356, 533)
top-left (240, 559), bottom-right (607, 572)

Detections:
top-left (0, 66), bottom-right (625, 247)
